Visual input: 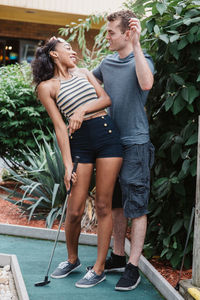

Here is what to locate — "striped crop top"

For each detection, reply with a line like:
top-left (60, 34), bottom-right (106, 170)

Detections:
top-left (56, 75), bottom-right (98, 120)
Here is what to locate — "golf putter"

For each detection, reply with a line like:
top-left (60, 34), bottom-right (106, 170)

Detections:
top-left (35, 156), bottom-right (79, 286)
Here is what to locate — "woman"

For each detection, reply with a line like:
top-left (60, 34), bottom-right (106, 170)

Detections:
top-left (31, 38), bottom-right (123, 288)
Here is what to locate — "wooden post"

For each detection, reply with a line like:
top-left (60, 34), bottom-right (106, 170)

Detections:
top-left (192, 115), bottom-right (200, 287)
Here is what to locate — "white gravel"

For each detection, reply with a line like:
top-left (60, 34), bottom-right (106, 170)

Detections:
top-left (0, 161), bottom-right (19, 299)
top-left (0, 265), bottom-right (18, 300)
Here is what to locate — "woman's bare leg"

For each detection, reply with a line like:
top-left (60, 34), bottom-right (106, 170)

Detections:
top-left (65, 163), bottom-right (93, 263)
top-left (93, 157), bottom-right (122, 274)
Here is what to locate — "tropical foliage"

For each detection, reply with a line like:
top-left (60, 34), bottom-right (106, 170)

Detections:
top-left (59, 14), bottom-right (110, 69)
top-left (1, 133), bottom-right (97, 229)
top-left (136, 0), bottom-right (200, 269)
top-left (1, 134), bottom-right (66, 228)
top-left (0, 62), bottom-right (53, 166)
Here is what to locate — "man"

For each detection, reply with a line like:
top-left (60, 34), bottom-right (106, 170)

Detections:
top-left (92, 10), bottom-right (155, 291)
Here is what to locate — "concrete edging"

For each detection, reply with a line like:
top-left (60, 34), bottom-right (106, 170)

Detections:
top-left (179, 279), bottom-right (200, 300)
top-left (0, 253), bottom-right (29, 300)
top-left (0, 223), bottom-right (183, 300)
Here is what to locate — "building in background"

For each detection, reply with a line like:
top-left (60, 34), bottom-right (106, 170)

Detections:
top-left (0, 0), bottom-right (124, 66)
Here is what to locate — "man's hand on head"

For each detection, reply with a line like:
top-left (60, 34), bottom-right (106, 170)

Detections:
top-left (128, 18), bottom-right (141, 47)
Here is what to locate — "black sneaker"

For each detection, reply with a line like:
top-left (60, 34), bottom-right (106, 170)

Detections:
top-left (115, 263), bottom-right (141, 291)
top-left (51, 258), bottom-right (81, 279)
top-left (86, 251), bottom-right (126, 273)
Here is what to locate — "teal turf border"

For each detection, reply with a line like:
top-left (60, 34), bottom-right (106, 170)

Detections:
top-left (0, 223), bottom-right (183, 300)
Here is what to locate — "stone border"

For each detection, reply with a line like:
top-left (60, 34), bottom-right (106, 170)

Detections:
top-left (179, 279), bottom-right (200, 300)
top-left (0, 253), bottom-right (29, 300)
top-left (0, 223), bottom-right (183, 300)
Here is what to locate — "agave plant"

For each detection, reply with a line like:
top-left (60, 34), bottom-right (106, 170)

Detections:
top-left (1, 133), bottom-right (67, 228)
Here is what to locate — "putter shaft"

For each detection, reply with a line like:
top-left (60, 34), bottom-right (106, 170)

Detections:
top-left (34, 156), bottom-right (79, 287)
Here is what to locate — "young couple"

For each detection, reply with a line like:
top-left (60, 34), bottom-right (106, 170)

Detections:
top-left (32, 10), bottom-right (154, 291)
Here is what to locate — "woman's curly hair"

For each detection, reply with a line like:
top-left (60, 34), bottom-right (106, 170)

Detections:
top-left (31, 39), bottom-right (60, 86)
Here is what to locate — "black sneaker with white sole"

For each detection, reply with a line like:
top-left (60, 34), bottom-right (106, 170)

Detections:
top-left (115, 263), bottom-right (141, 291)
top-left (86, 251), bottom-right (126, 273)
top-left (51, 258), bottom-right (81, 279)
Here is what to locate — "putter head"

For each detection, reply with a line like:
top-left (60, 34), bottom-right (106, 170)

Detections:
top-left (35, 276), bottom-right (50, 286)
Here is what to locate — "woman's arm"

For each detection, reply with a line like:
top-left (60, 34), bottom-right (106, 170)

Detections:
top-left (84, 68), bottom-right (111, 111)
top-left (37, 82), bottom-right (74, 190)
top-left (69, 69), bottom-right (111, 134)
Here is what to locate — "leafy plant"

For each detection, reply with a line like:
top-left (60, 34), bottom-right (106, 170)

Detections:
top-left (0, 62), bottom-right (53, 165)
top-left (59, 14), bottom-right (110, 69)
top-left (2, 132), bottom-right (98, 229)
top-left (1, 133), bottom-right (66, 228)
top-left (130, 0), bottom-right (199, 269)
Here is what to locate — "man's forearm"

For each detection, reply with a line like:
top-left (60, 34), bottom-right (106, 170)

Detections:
top-left (133, 43), bottom-right (154, 91)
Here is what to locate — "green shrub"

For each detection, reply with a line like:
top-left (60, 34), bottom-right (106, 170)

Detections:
top-left (131, 0), bottom-right (200, 268)
top-left (0, 62), bottom-right (53, 164)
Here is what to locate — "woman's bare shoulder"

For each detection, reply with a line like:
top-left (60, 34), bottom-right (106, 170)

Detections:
top-left (37, 79), bottom-right (51, 91)
top-left (37, 78), bottom-right (58, 94)
top-left (79, 68), bottom-right (90, 75)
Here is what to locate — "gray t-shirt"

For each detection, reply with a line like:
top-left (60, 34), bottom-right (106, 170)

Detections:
top-left (93, 52), bottom-right (154, 145)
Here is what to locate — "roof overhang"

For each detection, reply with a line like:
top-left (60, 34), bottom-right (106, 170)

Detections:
top-left (0, 0), bottom-right (126, 29)
top-left (0, 5), bottom-right (105, 29)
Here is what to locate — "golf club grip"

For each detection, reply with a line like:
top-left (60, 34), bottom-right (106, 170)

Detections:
top-left (68, 156), bottom-right (79, 193)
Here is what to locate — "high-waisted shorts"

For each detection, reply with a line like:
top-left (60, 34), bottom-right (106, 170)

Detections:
top-left (69, 115), bottom-right (123, 163)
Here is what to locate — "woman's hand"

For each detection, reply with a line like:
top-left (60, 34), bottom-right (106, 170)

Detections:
top-left (68, 107), bottom-right (85, 135)
top-left (64, 166), bottom-right (77, 191)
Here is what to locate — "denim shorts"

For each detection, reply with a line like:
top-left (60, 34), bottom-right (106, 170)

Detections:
top-left (112, 142), bottom-right (155, 218)
top-left (69, 115), bottom-right (123, 163)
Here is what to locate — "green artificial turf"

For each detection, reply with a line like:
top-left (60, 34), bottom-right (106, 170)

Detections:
top-left (0, 234), bottom-right (164, 299)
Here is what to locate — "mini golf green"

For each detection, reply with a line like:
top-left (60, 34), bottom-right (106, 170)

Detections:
top-left (0, 234), bottom-right (164, 299)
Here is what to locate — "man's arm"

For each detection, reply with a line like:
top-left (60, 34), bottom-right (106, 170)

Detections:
top-left (129, 18), bottom-right (154, 91)
top-left (94, 77), bottom-right (102, 85)
top-left (92, 64), bottom-right (103, 85)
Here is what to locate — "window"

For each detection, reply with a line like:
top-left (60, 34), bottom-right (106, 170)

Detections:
top-left (0, 38), bottom-right (19, 66)
top-left (20, 40), bottom-right (38, 63)
top-left (0, 38), bottom-right (40, 66)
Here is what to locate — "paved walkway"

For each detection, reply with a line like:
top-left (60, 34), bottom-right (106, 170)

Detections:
top-left (0, 234), bottom-right (164, 300)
